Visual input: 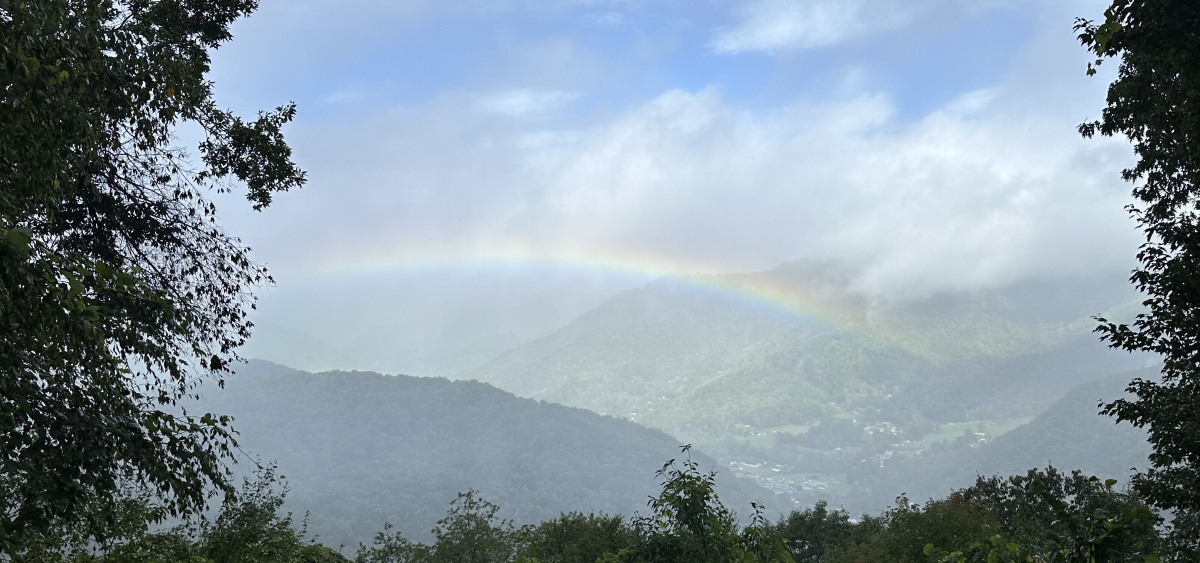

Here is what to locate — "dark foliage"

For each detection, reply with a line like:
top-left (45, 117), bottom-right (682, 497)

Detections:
top-left (426, 491), bottom-right (515, 563)
top-left (956, 468), bottom-right (1161, 561)
top-left (514, 513), bottom-right (636, 563)
top-left (1078, 0), bottom-right (1200, 521)
top-left (10, 466), bottom-right (345, 563)
top-left (602, 446), bottom-right (793, 563)
top-left (0, 0), bottom-right (303, 552)
top-left (8, 458), bottom-right (1177, 563)
top-left (764, 502), bottom-right (855, 563)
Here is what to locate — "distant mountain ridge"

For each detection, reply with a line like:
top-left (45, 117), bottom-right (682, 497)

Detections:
top-left (227, 259), bottom-right (1155, 529)
top-left (239, 320), bottom-right (356, 373)
top-left (854, 370), bottom-right (1154, 509)
top-left (469, 260), bottom-right (1147, 448)
top-left (194, 361), bottom-right (773, 548)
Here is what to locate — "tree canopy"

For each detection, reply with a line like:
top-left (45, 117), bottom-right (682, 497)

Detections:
top-left (0, 0), bottom-right (303, 552)
top-left (1076, 0), bottom-right (1200, 531)
top-left (14, 461), bottom-right (1172, 563)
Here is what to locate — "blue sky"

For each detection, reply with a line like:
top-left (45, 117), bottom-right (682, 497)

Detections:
top-left (203, 0), bottom-right (1143, 374)
top-left (213, 1), bottom-right (1034, 120)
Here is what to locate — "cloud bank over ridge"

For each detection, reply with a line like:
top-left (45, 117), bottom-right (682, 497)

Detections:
top-left (261, 80), bottom-right (1134, 300)
top-left (205, 0), bottom-right (1135, 373)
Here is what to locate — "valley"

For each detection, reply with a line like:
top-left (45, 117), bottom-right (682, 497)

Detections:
top-left (239, 260), bottom-right (1156, 533)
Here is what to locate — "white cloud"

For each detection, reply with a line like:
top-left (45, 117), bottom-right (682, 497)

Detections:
top-left (206, 0), bottom-right (1136, 371)
top-left (236, 74), bottom-right (1134, 304)
top-left (233, 78), bottom-right (1138, 370)
top-left (474, 89), bottom-right (581, 117)
top-left (525, 89), bottom-right (1133, 296)
top-left (711, 0), bottom-right (1012, 53)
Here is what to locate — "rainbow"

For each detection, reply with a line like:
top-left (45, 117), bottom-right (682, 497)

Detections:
top-left (306, 238), bottom-right (881, 339)
top-left (311, 239), bottom-right (724, 282)
top-left (295, 239), bottom-right (1077, 365)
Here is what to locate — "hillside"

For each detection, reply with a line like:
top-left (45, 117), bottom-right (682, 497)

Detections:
top-left (465, 261), bottom-right (1153, 516)
top-left (194, 361), bottom-right (773, 548)
top-left (687, 372), bottom-right (1153, 518)
top-left (839, 370), bottom-right (1154, 512)
top-left (469, 261), bottom-right (1146, 448)
top-left (966, 369), bottom-right (1153, 478)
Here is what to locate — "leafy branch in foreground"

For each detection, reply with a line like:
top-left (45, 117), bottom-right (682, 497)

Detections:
top-left (0, 0), bottom-right (304, 553)
top-left (1076, 0), bottom-right (1200, 533)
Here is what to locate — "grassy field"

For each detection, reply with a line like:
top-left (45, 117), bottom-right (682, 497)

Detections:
top-left (921, 417), bottom-right (1035, 447)
top-left (766, 424), bottom-right (812, 435)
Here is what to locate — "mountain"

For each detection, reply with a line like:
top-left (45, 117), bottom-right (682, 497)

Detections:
top-left (194, 360), bottom-right (773, 548)
top-left (968, 369), bottom-right (1152, 478)
top-left (854, 369), bottom-right (1153, 510)
top-left (465, 260), bottom-right (1153, 515)
top-left (720, 369), bottom-right (1152, 517)
top-left (242, 318), bottom-right (531, 376)
top-left (469, 260), bottom-right (1147, 449)
top-left (241, 319), bottom-right (357, 373)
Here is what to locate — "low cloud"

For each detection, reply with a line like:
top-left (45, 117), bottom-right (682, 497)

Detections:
top-left (475, 90), bottom-right (581, 117)
top-left (711, 0), bottom-right (1014, 53)
top-left (242, 76), bottom-right (1135, 302)
top-left (209, 0), bottom-right (1136, 372)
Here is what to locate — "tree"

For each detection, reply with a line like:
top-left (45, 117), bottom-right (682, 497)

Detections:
top-left (201, 465), bottom-right (321, 563)
top-left (9, 465), bottom-right (347, 563)
top-left (1076, 0), bottom-right (1200, 526)
top-left (426, 490), bottom-right (515, 563)
top-left (356, 522), bottom-right (430, 563)
top-left (945, 469), bottom-right (1162, 563)
top-left (763, 501), bottom-right (855, 563)
top-left (0, 0), bottom-right (304, 552)
top-left (827, 494), bottom-right (996, 563)
top-left (603, 446), bottom-right (793, 563)
top-left (514, 513), bottom-right (636, 563)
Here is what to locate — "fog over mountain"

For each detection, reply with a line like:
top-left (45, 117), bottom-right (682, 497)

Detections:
top-left (205, 0), bottom-right (1139, 376)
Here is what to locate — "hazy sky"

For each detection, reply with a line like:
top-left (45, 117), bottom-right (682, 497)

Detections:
top-left (206, 0), bottom-right (1143, 374)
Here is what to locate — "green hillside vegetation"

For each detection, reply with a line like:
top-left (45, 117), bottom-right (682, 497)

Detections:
top-left (966, 371), bottom-right (1153, 479)
top-left (190, 361), bottom-right (770, 548)
top-left (768, 371), bottom-right (1155, 513)
top-left (190, 360), bottom-right (1152, 549)
top-left (468, 261), bottom-right (1150, 513)
top-left (17, 457), bottom-right (1166, 563)
top-left (472, 262), bottom-right (1144, 443)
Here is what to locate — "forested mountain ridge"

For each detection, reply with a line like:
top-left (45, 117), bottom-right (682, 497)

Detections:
top-left (192, 361), bottom-right (773, 548)
top-left (464, 260), bottom-right (1152, 516)
top-left (822, 370), bottom-right (1154, 511)
top-left (469, 260), bottom-right (1146, 448)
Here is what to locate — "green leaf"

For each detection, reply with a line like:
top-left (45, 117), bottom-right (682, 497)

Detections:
top-left (3, 227), bottom-right (32, 256)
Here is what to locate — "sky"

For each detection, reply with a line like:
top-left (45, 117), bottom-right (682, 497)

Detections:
top-left (204, 0), bottom-right (1143, 375)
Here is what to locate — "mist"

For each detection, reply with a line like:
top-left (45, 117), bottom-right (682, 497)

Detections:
top-left (206, 0), bottom-right (1143, 378)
